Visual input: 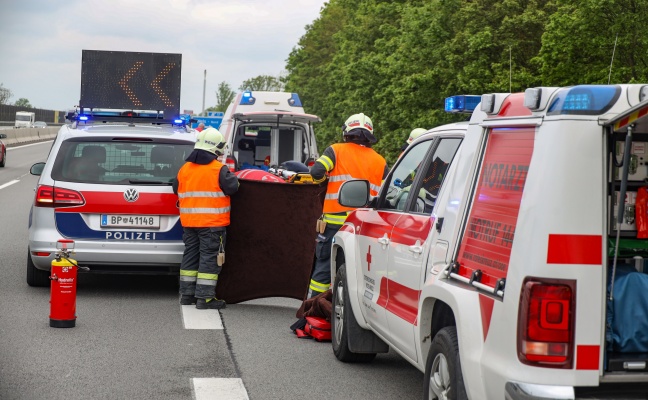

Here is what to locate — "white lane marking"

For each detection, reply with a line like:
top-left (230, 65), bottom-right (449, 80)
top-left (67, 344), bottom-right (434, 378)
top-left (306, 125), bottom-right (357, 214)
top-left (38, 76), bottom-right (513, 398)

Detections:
top-left (193, 378), bottom-right (249, 400)
top-left (181, 305), bottom-right (224, 329)
top-left (0, 180), bottom-right (20, 190)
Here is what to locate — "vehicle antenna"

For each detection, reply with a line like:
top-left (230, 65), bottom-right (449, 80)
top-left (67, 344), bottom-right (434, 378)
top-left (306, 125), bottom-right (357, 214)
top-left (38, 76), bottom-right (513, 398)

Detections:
top-left (509, 46), bottom-right (512, 93)
top-left (608, 33), bottom-right (618, 85)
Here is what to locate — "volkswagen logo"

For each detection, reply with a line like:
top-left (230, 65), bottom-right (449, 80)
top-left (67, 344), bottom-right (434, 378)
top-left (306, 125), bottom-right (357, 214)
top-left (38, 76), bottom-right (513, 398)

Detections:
top-left (124, 188), bottom-right (139, 202)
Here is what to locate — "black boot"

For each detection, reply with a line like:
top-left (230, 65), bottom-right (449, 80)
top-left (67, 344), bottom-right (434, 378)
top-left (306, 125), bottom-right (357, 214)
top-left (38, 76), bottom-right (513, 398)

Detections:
top-left (180, 295), bottom-right (197, 305)
top-left (196, 298), bottom-right (226, 310)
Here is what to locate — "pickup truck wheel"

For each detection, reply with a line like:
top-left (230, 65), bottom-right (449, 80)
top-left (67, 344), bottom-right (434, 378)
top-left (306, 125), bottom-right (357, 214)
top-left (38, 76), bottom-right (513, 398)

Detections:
top-left (27, 249), bottom-right (50, 287)
top-left (331, 264), bottom-right (376, 363)
top-left (424, 326), bottom-right (467, 400)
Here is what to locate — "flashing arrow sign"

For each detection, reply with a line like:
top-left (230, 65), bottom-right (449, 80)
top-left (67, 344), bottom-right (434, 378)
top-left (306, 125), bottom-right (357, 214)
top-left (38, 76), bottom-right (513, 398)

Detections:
top-left (80, 50), bottom-right (182, 115)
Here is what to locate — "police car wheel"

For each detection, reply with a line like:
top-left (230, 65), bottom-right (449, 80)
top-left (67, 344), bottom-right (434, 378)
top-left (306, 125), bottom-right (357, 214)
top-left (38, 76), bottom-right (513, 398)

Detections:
top-left (331, 264), bottom-right (376, 363)
top-left (423, 326), bottom-right (467, 400)
top-left (26, 248), bottom-right (50, 287)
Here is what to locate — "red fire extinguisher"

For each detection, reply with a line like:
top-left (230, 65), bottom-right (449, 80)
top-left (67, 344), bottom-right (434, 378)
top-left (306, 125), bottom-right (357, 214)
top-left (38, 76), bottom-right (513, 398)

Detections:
top-left (49, 239), bottom-right (87, 328)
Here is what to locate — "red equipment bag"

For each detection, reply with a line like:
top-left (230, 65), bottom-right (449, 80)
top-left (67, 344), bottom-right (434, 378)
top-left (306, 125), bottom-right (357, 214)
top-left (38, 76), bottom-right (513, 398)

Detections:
top-left (302, 316), bottom-right (331, 342)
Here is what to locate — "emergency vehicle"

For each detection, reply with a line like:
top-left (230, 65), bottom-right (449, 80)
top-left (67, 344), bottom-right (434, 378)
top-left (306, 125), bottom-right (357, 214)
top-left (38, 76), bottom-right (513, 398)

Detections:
top-left (219, 90), bottom-right (320, 171)
top-left (331, 85), bottom-right (648, 399)
top-left (27, 50), bottom-right (193, 286)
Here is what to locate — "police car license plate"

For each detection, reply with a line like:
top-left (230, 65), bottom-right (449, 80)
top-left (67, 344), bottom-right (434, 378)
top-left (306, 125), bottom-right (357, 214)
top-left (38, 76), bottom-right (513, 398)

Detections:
top-left (101, 215), bottom-right (160, 228)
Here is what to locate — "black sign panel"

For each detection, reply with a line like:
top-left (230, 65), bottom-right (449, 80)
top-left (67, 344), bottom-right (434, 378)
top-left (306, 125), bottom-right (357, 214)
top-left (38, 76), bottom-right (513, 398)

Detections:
top-left (80, 50), bottom-right (182, 116)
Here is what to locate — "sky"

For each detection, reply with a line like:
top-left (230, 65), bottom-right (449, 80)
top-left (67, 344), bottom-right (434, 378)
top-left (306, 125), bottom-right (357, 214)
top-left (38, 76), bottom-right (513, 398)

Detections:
top-left (0, 0), bottom-right (327, 114)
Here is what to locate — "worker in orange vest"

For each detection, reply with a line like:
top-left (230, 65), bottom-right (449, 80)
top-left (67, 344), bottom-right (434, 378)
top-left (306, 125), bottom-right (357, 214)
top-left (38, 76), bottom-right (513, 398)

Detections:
top-left (303, 112), bottom-right (388, 297)
top-left (173, 128), bottom-right (239, 309)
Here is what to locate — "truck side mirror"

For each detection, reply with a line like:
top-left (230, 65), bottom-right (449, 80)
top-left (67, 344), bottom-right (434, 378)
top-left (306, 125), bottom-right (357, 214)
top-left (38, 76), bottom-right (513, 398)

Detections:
top-left (338, 179), bottom-right (370, 208)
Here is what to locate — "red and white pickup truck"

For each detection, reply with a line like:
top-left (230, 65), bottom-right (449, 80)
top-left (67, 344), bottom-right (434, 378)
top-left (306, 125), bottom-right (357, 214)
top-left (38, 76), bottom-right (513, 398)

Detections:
top-left (330, 85), bottom-right (648, 399)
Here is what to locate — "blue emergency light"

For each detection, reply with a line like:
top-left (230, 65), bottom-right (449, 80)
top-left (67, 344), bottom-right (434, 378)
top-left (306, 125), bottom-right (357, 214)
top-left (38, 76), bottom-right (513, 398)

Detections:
top-left (547, 85), bottom-right (621, 115)
top-left (444, 95), bottom-right (481, 113)
top-left (288, 93), bottom-right (302, 107)
top-left (240, 91), bottom-right (256, 105)
top-left (79, 115), bottom-right (89, 121)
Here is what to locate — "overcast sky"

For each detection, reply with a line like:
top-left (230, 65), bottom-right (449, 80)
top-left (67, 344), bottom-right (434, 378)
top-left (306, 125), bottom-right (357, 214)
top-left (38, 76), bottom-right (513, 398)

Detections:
top-left (0, 0), bottom-right (326, 114)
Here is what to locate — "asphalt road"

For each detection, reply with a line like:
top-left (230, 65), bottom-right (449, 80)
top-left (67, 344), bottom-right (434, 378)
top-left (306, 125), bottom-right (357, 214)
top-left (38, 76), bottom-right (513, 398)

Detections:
top-left (0, 141), bottom-right (423, 400)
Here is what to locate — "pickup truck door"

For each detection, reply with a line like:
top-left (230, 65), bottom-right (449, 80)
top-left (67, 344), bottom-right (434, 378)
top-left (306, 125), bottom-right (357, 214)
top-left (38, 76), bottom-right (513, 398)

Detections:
top-left (356, 140), bottom-right (434, 344)
top-left (385, 137), bottom-right (462, 361)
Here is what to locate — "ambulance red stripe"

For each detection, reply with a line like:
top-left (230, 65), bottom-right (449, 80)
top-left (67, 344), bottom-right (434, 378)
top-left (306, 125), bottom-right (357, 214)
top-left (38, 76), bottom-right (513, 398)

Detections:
top-left (546, 234), bottom-right (602, 265)
top-left (376, 277), bottom-right (420, 325)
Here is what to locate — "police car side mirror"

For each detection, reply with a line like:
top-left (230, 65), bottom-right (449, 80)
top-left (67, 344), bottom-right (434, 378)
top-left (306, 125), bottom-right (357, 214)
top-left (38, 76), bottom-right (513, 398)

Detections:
top-left (30, 162), bottom-right (46, 176)
top-left (338, 180), bottom-right (369, 208)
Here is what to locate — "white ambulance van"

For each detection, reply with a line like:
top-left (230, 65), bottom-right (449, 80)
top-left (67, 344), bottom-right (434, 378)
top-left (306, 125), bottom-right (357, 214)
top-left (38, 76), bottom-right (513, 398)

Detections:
top-left (331, 85), bottom-right (648, 399)
top-left (218, 91), bottom-right (320, 171)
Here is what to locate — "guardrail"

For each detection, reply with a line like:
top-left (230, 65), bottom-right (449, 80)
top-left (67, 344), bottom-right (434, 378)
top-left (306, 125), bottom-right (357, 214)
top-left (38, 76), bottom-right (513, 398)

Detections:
top-left (1, 127), bottom-right (60, 147)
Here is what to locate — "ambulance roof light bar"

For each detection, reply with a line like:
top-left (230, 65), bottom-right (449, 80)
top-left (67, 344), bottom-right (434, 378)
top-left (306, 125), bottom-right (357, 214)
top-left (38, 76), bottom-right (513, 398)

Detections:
top-left (547, 85), bottom-right (621, 115)
top-left (480, 93), bottom-right (512, 115)
top-left (445, 95), bottom-right (481, 113)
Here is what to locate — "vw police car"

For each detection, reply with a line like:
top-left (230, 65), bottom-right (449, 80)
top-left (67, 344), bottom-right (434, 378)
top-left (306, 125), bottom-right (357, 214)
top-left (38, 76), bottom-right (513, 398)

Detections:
top-left (27, 111), bottom-right (195, 286)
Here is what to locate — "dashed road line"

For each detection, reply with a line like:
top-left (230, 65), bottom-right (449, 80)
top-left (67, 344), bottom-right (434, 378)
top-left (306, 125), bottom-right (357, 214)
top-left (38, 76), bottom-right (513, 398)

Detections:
top-left (0, 180), bottom-right (20, 190)
top-left (192, 378), bottom-right (249, 400)
top-left (181, 305), bottom-right (224, 329)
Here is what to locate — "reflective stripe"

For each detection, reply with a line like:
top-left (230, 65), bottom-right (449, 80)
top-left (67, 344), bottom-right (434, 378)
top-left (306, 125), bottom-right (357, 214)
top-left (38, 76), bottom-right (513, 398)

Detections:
top-left (318, 155), bottom-right (334, 171)
top-left (197, 273), bottom-right (219, 280)
top-left (324, 193), bottom-right (338, 200)
top-left (328, 174), bottom-right (354, 182)
top-left (323, 212), bottom-right (347, 225)
top-left (197, 278), bottom-right (217, 286)
top-left (370, 183), bottom-right (381, 193)
top-left (180, 207), bottom-right (231, 214)
top-left (180, 276), bottom-right (197, 282)
top-left (180, 270), bottom-right (198, 277)
top-left (309, 279), bottom-right (330, 293)
top-left (178, 191), bottom-right (226, 198)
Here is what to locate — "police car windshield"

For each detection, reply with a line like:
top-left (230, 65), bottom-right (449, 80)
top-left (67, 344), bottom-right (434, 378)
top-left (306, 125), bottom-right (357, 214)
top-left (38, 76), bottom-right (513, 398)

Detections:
top-left (51, 140), bottom-right (194, 185)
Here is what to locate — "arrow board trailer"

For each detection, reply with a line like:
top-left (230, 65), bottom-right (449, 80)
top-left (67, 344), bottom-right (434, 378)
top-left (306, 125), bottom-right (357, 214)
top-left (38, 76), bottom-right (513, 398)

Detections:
top-left (79, 50), bottom-right (182, 121)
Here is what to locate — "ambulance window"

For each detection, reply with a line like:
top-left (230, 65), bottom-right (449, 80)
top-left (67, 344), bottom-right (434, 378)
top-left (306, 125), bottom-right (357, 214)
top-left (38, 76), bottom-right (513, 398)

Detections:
top-left (410, 138), bottom-right (462, 214)
top-left (380, 139), bottom-right (434, 211)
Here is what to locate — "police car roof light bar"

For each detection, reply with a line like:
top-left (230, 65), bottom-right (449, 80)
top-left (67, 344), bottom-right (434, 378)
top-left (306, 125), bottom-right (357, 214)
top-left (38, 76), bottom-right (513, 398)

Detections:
top-left (445, 95), bottom-right (481, 113)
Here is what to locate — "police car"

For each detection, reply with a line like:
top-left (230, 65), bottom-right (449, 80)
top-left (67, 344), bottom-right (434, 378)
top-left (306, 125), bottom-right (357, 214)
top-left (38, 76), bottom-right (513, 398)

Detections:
top-left (27, 111), bottom-right (195, 286)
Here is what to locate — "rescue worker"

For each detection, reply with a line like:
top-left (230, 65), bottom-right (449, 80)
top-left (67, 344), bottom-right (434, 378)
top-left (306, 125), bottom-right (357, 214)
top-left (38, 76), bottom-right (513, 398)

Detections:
top-left (291, 113), bottom-right (388, 332)
top-left (400, 127), bottom-right (427, 155)
top-left (173, 127), bottom-right (239, 309)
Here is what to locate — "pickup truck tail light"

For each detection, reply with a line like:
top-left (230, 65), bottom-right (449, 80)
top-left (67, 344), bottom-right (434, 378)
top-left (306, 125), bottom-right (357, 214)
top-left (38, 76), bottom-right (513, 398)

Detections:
top-left (517, 278), bottom-right (575, 369)
top-left (35, 185), bottom-right (85, 208)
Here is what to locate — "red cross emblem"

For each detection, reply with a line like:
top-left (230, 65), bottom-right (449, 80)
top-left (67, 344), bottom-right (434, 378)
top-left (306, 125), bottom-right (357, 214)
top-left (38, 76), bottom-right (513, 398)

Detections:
top-left (366, 246), bottom-right (372, 271)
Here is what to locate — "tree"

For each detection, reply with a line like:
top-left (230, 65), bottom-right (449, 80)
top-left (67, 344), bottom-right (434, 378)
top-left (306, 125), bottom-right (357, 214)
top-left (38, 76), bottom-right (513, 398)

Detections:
top-left (0, 83), bottom-right (12, 105)
top-left (14, 98), bottom-right (32, 108)
top-left (215, 81), bottom-right (236, 111)
top-left (239, 75), bottom-right (284, 91)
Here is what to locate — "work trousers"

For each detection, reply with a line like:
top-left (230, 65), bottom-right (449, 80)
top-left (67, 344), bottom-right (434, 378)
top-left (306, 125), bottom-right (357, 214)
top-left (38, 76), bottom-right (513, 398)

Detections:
top-left (179, 227), bottom-right (226, 299)
top-left (308, 224), bottom-right (341, 298)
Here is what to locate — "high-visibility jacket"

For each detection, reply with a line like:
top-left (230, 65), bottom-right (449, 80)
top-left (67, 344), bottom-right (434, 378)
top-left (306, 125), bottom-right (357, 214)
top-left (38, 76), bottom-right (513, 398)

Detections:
top-left (177, 160), bottom-right (231, 227)
top-left (319, 143), bottom-right (386, 224)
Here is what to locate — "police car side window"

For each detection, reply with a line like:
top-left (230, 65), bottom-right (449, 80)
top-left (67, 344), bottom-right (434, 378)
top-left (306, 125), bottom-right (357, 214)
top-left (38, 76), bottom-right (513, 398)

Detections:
top-left (410, 138), bottom-right (462, 214)
top-left (381, 140), bottom-right (433, 211)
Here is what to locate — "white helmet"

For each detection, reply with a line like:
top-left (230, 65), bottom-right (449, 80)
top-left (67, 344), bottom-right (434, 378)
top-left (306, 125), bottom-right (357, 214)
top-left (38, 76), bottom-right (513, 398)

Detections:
top-left (406, 128), bottom-right (427, 145)
top-left (343, 113), bottom-right (377, 144)
top-left (195, 127), bottom-right (225, 155)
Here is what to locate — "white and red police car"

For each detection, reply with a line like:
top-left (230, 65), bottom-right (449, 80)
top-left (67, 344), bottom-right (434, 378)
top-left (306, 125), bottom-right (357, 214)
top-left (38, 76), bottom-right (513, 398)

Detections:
top-left (27, 111), bottom-right (195, 286)
top-left (331, 85), bottom-right (648, 399)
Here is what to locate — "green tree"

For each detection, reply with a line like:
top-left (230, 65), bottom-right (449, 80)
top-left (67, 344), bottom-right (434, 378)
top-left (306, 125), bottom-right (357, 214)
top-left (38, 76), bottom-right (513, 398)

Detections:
top-left (239, 75), bottom-right (284, 91)
top-left (0, 83), bottom-right (12, 105)
top-left (14, 98), bottom-right (32, 108)
top-left (215, 81), bottom-right (236, 111)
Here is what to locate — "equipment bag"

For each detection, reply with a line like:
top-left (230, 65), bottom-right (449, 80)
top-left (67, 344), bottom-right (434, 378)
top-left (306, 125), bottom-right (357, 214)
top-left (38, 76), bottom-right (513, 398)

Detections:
top-left (299, 317), bottom-right (331, 342)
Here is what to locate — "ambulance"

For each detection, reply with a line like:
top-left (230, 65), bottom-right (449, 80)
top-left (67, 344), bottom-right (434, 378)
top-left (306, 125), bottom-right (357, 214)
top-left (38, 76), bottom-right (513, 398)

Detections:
top-left (218, 90), bottom-right (320, 171)
top-left (330, 85), bottom-right (648, 399)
